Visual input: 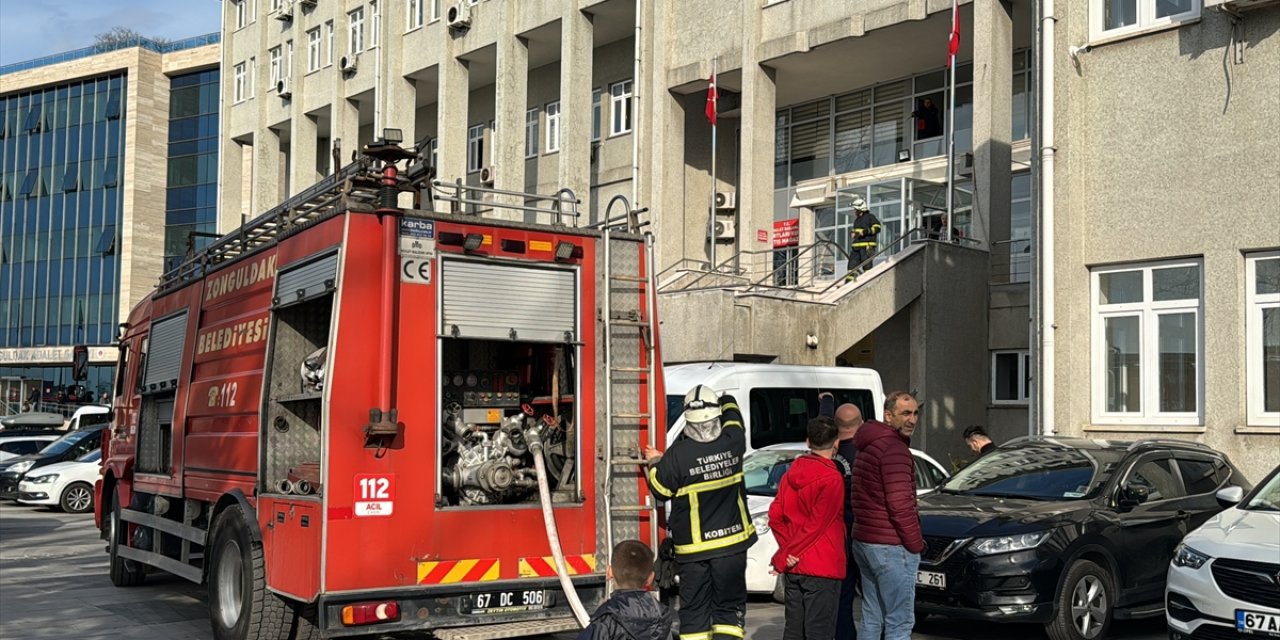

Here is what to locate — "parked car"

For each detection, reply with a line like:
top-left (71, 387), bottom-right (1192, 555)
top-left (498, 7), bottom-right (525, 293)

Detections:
top-left (17, 449), bottom-right (102, 513)
top-left (0, 412), bottom-right (66, 430)
top-left (913, 436), bottom-right (1249, 640)
top-left (743, 441), bottom-right (950, 599)
top-left (0, 425), bottom-right (106, 500)
top-left (0, 435), bottom-right (59, 462)
top-left (1166, 463), bottom-right (1280, 640)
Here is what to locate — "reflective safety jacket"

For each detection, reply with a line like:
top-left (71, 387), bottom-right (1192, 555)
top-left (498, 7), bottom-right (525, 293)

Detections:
top-left (851, 211), bottom-right (883, 249)
top-left (645, 395), bottom-right (757, 561)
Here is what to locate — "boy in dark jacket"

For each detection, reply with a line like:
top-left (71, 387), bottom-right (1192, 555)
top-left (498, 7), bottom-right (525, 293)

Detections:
top-left (578, 540), bottom-right (678, 640)
top-left (768, 416), bottom-right (846, 640)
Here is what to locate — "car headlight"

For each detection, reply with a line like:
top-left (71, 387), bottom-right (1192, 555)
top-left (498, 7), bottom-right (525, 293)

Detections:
top-left (751, 512), bottom-right (770, 536)
top-left (1172, 544), bottom-right (1211, 569)
top-left (8, 461), bottom-right (34, 475)
top-left (969, 531), bottom-right (1052, 556)
top-left (26, 474), bottom-right (58, 484)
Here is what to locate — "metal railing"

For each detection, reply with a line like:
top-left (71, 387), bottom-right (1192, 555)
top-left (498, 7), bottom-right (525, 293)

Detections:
top-left (1, 33), bottom-right (220, 76)
top-left (743, 228), bottom-right (934, 300)
top-left (429, 179), bottom-right (581, 226)
top-left (990, 238), bottom-right (1032, 285)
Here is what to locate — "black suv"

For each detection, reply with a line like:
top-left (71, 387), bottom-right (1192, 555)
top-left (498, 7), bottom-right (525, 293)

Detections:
top-left (914, 436), bottom-right (1251, 640)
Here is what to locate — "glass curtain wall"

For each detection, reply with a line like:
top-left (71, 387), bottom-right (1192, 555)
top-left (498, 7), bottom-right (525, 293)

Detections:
top-left (165, 69), bottom-right (220, 272)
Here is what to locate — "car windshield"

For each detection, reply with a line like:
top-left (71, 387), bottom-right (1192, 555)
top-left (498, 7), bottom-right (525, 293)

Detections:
top-left (743, 449), bottom-right (802, 497)
top-left (1243, 469), bottom-right (1280, 512)
top-left (941, 445), bottom-right (1125, 501)
top-left (38, 429), bottom-right (96, 456)
top-left (76, 449), bottom-right (102, 464)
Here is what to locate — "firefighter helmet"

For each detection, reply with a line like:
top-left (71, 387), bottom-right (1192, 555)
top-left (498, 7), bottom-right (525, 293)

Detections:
top-left (849, 194), bottom-right (869, 212)
top-left (682, 385), bottom-right (721, 424)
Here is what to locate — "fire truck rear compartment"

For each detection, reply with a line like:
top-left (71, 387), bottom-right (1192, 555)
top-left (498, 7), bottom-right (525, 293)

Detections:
top-left (439, 338), bottom-right (578, 507)
top-left (263, 291), bottom-right (334, 497)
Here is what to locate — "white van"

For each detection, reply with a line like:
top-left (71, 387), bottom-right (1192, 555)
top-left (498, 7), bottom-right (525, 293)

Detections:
top-left (67, 404), bottom-right (112, 431)
top-left (664, 362), bottom-right (885, 453)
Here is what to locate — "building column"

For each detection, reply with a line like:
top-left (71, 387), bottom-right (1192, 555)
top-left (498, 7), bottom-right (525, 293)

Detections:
top-left (972, 0), bottom-right (1014, 255)
top-left (436, 54), bottom-right (470, 194)
top-left (558, 6), bottom-right (594, 223)
top-left (738, 62), bottom-right (777, 279)
top-left (252, 128), bottom-right (283, 214)
top-left (291, 114), bottom-right (319, 197)
top-left (384, 69), bottom-right (418, 207)
top-left (219, 136), bottom-right (245, 232)
top-left (645, 0), bottom-right (685, 270)
top-left (494, 32), bottom-right (530, 219)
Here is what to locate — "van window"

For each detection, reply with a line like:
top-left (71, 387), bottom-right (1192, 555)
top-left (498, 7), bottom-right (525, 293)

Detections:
top-left (748, 387), bottom-right (874, 449)
top-left (77, 411), bottom-right (111, 429)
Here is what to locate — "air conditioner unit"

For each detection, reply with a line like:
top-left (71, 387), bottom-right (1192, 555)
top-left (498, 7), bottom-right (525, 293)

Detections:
top-left (954, 151), bottom-right (974, 178)
top-left (446, 2), bottom-right (472, 31)
top-left (276, 78), bottom-right (292, 98)
top-left (714, 191), bottom-right (737, 210)
top-left (298, 0), bottom-right (316, 7)
top-left (479, 165), bottom-right (496, 185)
top-left (339, 54), bottom-right (358, 74)
top-left (714, 219), bottom-right (736, 242)
top-left (274, 1), bottom-right (294, 21)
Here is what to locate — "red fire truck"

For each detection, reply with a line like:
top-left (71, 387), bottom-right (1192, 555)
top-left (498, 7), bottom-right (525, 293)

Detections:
top-left (95, 136), bottom-right (664, 640)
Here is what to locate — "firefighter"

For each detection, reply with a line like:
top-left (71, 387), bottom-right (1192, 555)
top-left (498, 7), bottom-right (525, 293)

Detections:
top-left (847, 195), bottom-right (882, 280)
top-left (642, 386), bottom-right (757, 640)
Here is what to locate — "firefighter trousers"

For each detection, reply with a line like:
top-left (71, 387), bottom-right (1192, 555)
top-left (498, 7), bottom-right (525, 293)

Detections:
top-left (676, 552), bottom-right (747, 640)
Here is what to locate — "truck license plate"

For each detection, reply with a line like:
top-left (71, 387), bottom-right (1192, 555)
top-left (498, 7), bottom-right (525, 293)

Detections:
top-left (466, 589), bottom-right (546, 615)
top-left (1237, 610), bottom-right (1280, 636)
top-left (916, 570), bottom-right (946, 589)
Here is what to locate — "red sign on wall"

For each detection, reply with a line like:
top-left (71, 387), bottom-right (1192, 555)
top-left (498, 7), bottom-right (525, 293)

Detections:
top-left (354, 474), bottom-right (395, 517)
top-left (773, 219), bottom-right (799, 249)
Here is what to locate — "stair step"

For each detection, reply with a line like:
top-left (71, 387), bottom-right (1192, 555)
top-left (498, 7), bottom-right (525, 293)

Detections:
top-left (610, 504), bottom-right (656, 514)
top-left (611, 413), bottom-right (651, 420)
top-left (609, 320), bottom-right (650, 327)
top-left (609, 456), bottom-right (648, 466)
top-left (610, 367), bottom-right (651, 373)
top-left (610, 275), bottom-right (648, 283)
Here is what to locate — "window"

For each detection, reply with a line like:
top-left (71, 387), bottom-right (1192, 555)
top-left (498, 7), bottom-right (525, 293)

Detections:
top-left (249, 57), bottom-right (257, 98)
top-left (524, 108), bottom-right (539, 158)
top-left (609, 80), bottom-right (632, 136)
top-left (992, 350), bottom-right (1031, 404)
top-left (234, 62), bottom-right (247, 103)
top-left (1246, 252), bottom-right (1280, 426)
top-left (427, 137), bottom-right (439, 169)
top-left (1125, 458), bottom-right (1184, 502)
top-left (286, 40), bottom-right (293, 80)
top-left (326, 21), bottom-right (335, 66)
top-left (235, 0), bottom-right (248, 29)
top-left (1175, 457), bottom-right (1227, 496)
top-left (348, 9), bottom-right (365, 54)
top-left (430, 0), bottom-right (441, 20)
top-left (1091, 260), bottom-right (1203, 426)
top-left (914, 456), bottom-right (948, 490)
top-left (271, 0), bottom-right (282, 11)
top-left (746, 387), bottom-right (875, 449)
top-left (307, 28), bottom-right (321, 71)
top-left (545, 101), bottom-right (561, 153)
top-left (1091, 0), bottom-right (1199, 41)
top-left (370, 1), bottom-right (380, 48)
top-left (1006, 171), bottom-right (1032, 283)
top-left (408, 0), bottom-right (423, 29)
top-left (467, 124), bottom-right (484, 173)
top-left (269, 46), bottom-right (283, 87)
top-left (591, 88), bottom-right (602, 142)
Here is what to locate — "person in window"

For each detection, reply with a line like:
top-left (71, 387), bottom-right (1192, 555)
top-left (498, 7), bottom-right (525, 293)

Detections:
top-left (846, 196), bottom-right (882, 281)
top-left (911, 98), bottom-right (942, 139)
top-left (963, 425), bottom-right (996, 459)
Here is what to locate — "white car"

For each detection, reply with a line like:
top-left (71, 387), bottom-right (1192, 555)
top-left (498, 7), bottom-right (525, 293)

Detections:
top-left (0, 435), bottom-right (58, 462)
top-left (16, 449), bottom-right (102, 513)
top-left (744, 442), bottom-right (950, 598)
top-left (1166, 464), bottom-right (1280, 640)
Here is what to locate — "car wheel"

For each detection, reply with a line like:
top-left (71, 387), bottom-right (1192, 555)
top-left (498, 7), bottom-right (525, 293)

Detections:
top-left (60, 482), bottom-right (94, 514)
top-left (108, 497), bottom-right (146, 587)
top-left (1046, 559), bottom-right (1113, 640)
top-left (207, 505), bottom-right (300, 640)
top-left (772, 575), bottom-right (785, 604)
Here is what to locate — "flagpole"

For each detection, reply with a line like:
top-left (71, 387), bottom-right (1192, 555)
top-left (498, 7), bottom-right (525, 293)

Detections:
top-left (945, 0), bottom-right (957, 241)
top-left (709, 57), bottom-right (718, 272)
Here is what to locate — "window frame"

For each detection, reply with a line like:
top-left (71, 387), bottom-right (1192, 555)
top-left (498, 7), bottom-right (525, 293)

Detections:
top-left (1090, 259), bottom-right (1205, 427)
top-left (326, 21), bottom-right (335, 66)
top-left (268, 46), bottom-right (283, 87)
top-left (348, 8), bottom-right (365, 55)
top-left (370, 0), bottom-right (380, 48)
top-left (235, 0), bottom-right (248, 29)
top-left (609, 79), bottom-right (632, 137)
top-left (591, 88), bottom-right (602, 142)
top-left (467, 123), bottom-right (484, 174)
top-left (1118, 453), bottom-right (1186, 504)
top-left (1246, 251), bottom-right (1280, 428)
top-left (991, 349), bottom-right (1031, 405)
top-left (1089, 0), bottom-right (1200, 44)
top-left (407, 0), bottom-right (423, 31)
top-left (545, 100), bottom-right (561, 153)
top-left (233, 62), bottom-right (248, 103)
top-left (524, 107), bottom-right (539, 159)
top-left (307, 28), bottom-right (322, 72)
top-left (430, 0), bottom-right (441, 21)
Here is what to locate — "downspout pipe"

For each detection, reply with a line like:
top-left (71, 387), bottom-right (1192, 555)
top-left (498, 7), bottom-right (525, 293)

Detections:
top-left (631, 0), bottom-right (642, 212)
top-left (1039, 0), bottom-right (1057, 436)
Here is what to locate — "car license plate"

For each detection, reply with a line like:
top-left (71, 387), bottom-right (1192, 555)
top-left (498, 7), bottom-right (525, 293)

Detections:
top-left (916, 570), bottom-right (946, 589)
top-left (1237, 610), bottom-right (1280, 636)
top-left (466, 589), bottom-right (546, 615)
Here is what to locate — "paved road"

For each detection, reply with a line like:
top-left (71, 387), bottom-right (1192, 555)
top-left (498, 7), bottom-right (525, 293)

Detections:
top-left (0, 502), bottom-right (1166, 639)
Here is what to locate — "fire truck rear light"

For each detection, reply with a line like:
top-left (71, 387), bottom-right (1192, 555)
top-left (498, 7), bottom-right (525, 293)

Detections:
top-left (341, 601), bottom-right (400, 626)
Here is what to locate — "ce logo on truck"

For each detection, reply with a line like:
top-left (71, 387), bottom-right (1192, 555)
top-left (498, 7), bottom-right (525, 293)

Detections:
top-left (401, 258), bottom-right (432, 285)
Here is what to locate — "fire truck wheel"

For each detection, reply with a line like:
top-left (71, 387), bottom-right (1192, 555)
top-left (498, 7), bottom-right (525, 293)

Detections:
top-left (108, 498), bottom-right (146, 587)
top-left (208, 506), bottom-right (295, 640)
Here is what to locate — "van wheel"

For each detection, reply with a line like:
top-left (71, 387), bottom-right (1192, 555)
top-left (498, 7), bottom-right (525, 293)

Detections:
top-left (771, 576), bottom-right (785, 604)
top-left (207, 505), bottom-right (297, 640)
top-left (108, 498), bottom-right (145, 586)
top-left (1046, 560), bottom-right (1113, 640)
top-left (60, 482), bottom-right (94, 513)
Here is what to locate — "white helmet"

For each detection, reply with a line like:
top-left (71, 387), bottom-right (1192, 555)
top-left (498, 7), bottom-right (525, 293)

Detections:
top-left (682, 385), bottom-right (721, 424)
top-left (848, 194), bottom-right (869, 212)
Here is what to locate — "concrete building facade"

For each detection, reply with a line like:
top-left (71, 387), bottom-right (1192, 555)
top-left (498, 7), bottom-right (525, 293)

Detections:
top-left (0, 35), bottom-right (219, 410)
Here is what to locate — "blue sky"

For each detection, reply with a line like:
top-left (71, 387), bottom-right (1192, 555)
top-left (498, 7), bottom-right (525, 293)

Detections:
top-left (0, 0), bottom-right (222, 66)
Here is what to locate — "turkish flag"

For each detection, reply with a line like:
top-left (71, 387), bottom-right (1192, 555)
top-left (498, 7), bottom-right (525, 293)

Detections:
top-left (947, 0), bottom-right (960, 66)
top-left (705, 72), bottom-right (717, 126)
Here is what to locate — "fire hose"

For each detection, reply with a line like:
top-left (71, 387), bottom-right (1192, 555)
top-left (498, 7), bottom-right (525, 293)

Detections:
top-left (526, 427), bottom-right (590, 628)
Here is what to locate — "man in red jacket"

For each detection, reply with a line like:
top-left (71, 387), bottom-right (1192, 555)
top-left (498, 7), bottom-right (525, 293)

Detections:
top-left (850, 391), bottom-right (924, 640)
top-left (768, 416), bottom-right (845, 640)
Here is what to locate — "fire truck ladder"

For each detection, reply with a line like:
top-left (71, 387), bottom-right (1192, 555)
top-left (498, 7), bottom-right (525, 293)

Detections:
top-left (600, 202), bottom-right (660, 574)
